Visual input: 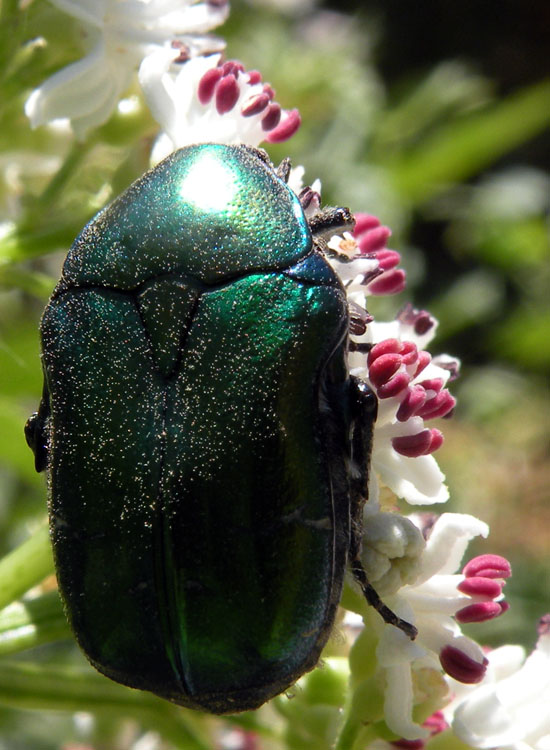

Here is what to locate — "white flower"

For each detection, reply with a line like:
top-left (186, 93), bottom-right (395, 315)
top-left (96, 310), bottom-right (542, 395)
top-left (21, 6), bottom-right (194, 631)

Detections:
top-left (25, 0), bottom-right (229, 138)
top-left (356, 511), bottom-right (510, 740)
top-left (139, 49), bottom-right (301, 161)
top-left (451, 617), bottom-right (550, 749)
top-left (349, 307), bottom-right (458, 505)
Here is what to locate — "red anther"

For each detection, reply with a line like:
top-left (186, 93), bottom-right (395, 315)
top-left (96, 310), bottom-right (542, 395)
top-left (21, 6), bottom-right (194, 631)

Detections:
top-left (456, 601), bottom-right (506, 624)
top-left (370, 248), bottom-right (401, 270)
top-left (241, 93), bottom-right (270, 116)
top-left (417, 391), bottom-right (456, 420)
top-left (247, 70), bottom-right (262, 85)
top-left (399, 340), bottom-right (418, 367)
top-left (368, 268), bottom-right (406, 295)
top-left (368, 338), bottom-right (402, 364)
top-left (263, 83), bottom-right (275, 99)
top-left (417, 378), bottom-right (444, 394)
top-left (261, 102), bottom-right (281, 131)
top-left (396, 385), bottom-right (427, 422)
top-left (392, 429), bottom-right (435, 457)
top-left (368, 352), bottom-right (402, 387)
top-left (265, 109), bottom-right (301, 143)
top-left (215, 74), bottom-right (240, 114)
top-left (538, 614), bottom-right (550, 636)
top-left (413, 351), bottom-right (432, 377)
top-left (457, 577), bottom-right (503, 599)
top-left (439, 645), bottom-right (488, 684)
top-left (397, 304), bottom-right (436, 336)
top-left (221, 60), bottom-right (244, 76)
top-left (353, 213), bottom-right (380, 236)
top-left (463, 555), bottom-right (512, 580)
top-left (391, 740), bottom-right (425, 749)
top-left (428, 428), bottom-right (444, 452)
top-left (423, 711), bottom-right (447, 735)
top-left (413, 313), bottom-right (435, 336)
top-left (198, 67), bottom-right (223, 104)
top-left (378, 372), bottom-right (411, 399)
top-left (357, 225), bottom-right (392, 253)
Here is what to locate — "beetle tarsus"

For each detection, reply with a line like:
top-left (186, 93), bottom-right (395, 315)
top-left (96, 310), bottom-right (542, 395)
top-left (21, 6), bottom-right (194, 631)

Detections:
top-left (351, 558), bottom-right (418, 640)
top-left (276, 157), bottom-right (292, 183)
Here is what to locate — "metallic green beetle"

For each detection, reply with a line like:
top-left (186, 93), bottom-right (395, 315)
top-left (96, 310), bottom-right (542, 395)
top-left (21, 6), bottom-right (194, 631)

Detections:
top-left (26, 144), bottom-right (414, 714)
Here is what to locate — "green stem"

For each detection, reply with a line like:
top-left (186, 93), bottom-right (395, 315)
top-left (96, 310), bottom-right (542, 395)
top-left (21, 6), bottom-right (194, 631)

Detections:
top-left (0, 661), bottom-right (211, 750)
top-left (37, 140), bottom-right (93, 210)
top-left (0, 522), bottom-right (54, 610)
top-left (333, 711), bottom-right (361, 750)
top-left (0, 590), bottom-right (69, 656)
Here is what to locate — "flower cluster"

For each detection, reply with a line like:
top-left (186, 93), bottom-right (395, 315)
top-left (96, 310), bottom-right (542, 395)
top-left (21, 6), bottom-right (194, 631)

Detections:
top-left (139, 50), bottom-right (301, 162)
top-left (23, 3), bottom-right (534, 749)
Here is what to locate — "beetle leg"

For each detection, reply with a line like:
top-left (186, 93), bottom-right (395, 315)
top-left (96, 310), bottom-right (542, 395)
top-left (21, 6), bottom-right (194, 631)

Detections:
top-left (276, 157), bottom-right (292, 183)
top-left (348, 377), bottom-right (418, 640)
top-left (25, 378), bottom-right (50, 473)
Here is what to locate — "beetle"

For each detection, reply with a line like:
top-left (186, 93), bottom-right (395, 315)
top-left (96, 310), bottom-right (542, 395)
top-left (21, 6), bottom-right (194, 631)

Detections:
top-left (26, 143), bottom-right (415, 714)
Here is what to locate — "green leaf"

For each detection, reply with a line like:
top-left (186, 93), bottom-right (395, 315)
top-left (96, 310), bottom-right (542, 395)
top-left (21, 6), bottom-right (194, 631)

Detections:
top-left (390, 80), bottom-right (550, 203)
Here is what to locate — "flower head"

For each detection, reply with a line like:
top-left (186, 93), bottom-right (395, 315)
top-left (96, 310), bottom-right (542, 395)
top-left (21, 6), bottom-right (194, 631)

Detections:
top-left (349, 511), bottom-right (511, 741)
top-left (25, 0), bottom-right (229, 137)
top-left (349, 306), bottom-right (457, 506)
top-left (139, 49), bottom-right (300, 161)
top-left (326, 213), bottom-right (406, 298)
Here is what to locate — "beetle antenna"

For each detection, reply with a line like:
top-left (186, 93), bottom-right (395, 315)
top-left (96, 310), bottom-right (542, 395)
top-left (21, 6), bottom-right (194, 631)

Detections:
top-left (350, 558), bottom-right (418, 640)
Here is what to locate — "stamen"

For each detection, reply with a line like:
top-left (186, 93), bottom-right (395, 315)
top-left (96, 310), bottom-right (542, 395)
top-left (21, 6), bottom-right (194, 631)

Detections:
top-left (463, 555), bottom-right (512, 580)
top-left (215, 74), bottom-right (240, 114)
top-left (439, 645), bottom-right (488, 683)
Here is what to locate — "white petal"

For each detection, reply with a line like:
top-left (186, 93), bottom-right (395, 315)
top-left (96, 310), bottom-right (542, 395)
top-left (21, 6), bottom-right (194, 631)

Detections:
top-left (377, 621), bottom-right (426, 668)
top-left (384, 663), bottom-right (430, 740)
top-left (26, 39), bottom-right (132, 136)
top-left (417, 513), bottom-right (489, 581)
top-left (374, 448), bottom-right (449, 505)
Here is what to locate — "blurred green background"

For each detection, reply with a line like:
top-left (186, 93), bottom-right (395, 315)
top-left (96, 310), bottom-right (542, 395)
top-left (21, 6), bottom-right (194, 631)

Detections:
top-left (0, 0), bottom-right (548, 747)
